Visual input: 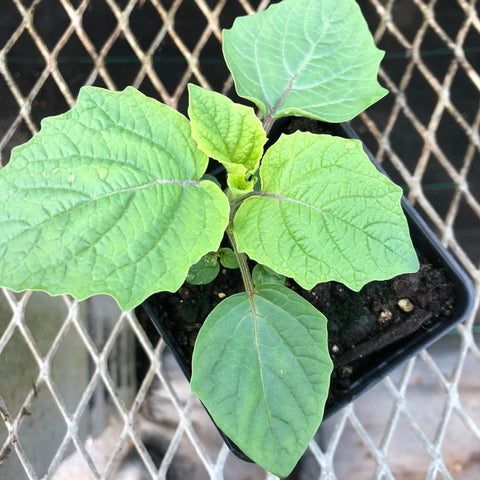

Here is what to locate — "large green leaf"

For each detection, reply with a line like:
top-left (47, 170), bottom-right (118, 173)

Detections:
top-left (188, 84), bottom-right (266, 194)
top-left (234, 132), bottom-right (419, 291)
top-left (0, 87), bottom-right (229, 311)
top-left (191, 283), bottom-right (332, 477)
top-left (223, 0), bottom-right (388, 122)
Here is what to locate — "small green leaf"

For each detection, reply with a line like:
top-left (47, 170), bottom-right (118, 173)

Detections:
top-left (0, 86), bottom-right (230, 310)
top-left (218, 247), bottom-right (239, 269)
top-left (223, 0), bottom-right (388, 122)
top-left (234, 132), bottom-right (419, 291)
top-left (188, 84), bottom-right (267, 194)
top-left (186, 253), bottom-right (220, 285)
top-left (252, 264), bottom-right (285, 287)
top-left (201, 173), bottom-right (221, 188)
top-left (191, 283), bottom-right (332, 477)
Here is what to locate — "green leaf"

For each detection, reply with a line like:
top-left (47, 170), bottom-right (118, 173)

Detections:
top-left (252, 264), bottom-right (285, 287)
top-left (218, 247), bottom-right (239, 269)
top-left (188, 84), bottom-right (266, 194)
top-left (234, 132), bottom-right (419, 291)
top-left (0, 86), bottom-right (230, 311)
top-left (200, 173), bottom-right (221, 188)
top-left (186, 253), bottom-right (220, 285)
top-left (223, 0), bottom-right (388, 123)
top-left (191, 283), bottom-right (332, 477)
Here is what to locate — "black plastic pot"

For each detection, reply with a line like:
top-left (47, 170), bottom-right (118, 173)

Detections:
top-left (137, 118), bottom-right (475, 459)
top-left (320, 120), bottom-right (476, 417)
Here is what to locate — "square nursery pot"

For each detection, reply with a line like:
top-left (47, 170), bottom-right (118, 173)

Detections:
top-left (136, 117), bottom-right (476, 462)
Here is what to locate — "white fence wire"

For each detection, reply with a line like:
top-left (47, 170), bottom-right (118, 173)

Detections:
top-left (0, 0), bottom-right (479, 479)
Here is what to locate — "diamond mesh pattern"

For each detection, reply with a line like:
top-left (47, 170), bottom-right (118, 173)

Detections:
top-left (0, 0), bottom-right (479, 478)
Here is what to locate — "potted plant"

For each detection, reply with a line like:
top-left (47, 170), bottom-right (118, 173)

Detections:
top-left (0, 0), bottom-right (474, 476)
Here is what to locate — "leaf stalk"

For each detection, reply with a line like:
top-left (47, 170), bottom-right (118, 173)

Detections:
top-left (263, 115), bottom-right (274, 135)
top-left (227, 226), bottom-right (255, 297)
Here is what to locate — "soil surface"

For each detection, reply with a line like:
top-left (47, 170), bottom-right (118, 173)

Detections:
top-left (137, 254), bottom-right (454, 404)
top-left (136, 117), bottom-right (456, 413)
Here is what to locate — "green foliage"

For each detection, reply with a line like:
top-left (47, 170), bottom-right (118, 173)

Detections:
top-left (234, 132), bottom-right (419, 291)
top-left (252, 264), bottom-right (286, 287)
top-left (186, 253), bottom-right (220, 285)
top-left (0, 0), bottom-right (419, 476)
top-left (218, 248), bottom-right (239, 269)
top-left (223, 0), bottom-right (387, 123)
top-left (0, 87), bottom-right (229, 311)
top-left (191, 284), bottom-right (332, 477)
top-left (188, 84), bottom-right (267, 196)
top-left (186, 248), bottom-right (240, 284)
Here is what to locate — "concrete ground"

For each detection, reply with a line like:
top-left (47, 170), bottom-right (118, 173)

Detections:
top-left (317, 333), bottom-right (480, 479)
top-left (52, 330), bottom-right (480, 480)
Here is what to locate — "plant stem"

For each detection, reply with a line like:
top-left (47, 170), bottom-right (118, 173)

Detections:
top-left (263, 115), bottom-right (274, 136)
top-left (227, 228), bottom-right (255, 296)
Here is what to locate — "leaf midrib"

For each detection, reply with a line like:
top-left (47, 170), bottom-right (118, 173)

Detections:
top-left (1, 179), bottom-right (199, 248)
top-left (269, 2), bottom-right (344, 116)
top-left (247, 189), bottom-right (408, 268)
top-left (249, 293), bottom-right (274, 434)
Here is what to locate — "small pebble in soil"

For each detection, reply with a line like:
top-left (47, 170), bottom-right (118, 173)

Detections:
top-left (340, 366), bottom-right (353, 378)
top-left (378, 309), bottom-right (393, 324)
top-left (398, 298), bottom-right (414, 312)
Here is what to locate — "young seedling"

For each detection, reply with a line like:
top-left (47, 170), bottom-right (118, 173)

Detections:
top-left (0, 0), bottom-right (418, 475)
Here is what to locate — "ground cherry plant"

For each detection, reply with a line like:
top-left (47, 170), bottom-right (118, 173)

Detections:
top-left (0, 0), bottom-right (418, 476)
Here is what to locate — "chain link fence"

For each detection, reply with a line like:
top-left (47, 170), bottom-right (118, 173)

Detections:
top-left (0, 0), bottom-right (479, 478)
